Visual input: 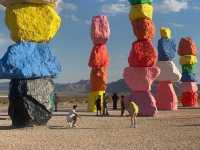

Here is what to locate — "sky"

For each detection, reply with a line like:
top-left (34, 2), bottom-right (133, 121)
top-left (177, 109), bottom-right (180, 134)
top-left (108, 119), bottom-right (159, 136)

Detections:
top-left (0, 0), bottom-right (200, 83)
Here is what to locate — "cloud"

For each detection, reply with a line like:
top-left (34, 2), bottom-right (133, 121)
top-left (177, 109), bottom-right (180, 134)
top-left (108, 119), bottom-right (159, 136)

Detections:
top-left (65, 14), bottom-right (80, 22)
top-left (56, 0), bottom-right (78, 13)
top-left (155, 0), bottom-right (190, 13)
top-left (171, 22), bottom-right (184, 28)
top-left (101, 3), bottom-right (129, 14)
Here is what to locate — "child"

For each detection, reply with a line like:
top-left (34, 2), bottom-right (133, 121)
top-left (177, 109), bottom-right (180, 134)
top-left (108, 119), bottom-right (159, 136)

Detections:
top-left (95, 95), bottom-right (102, 116)
top-left (66, 105), bottom-right (80, 128)
top-left (128, 101), bottom-right (139, 128)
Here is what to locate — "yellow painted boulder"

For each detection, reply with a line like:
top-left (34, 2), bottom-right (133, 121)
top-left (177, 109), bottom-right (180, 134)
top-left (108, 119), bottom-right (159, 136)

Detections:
top-left (160, 27), bottom-right (171, 39)
top-left (88, 91), bottom-right (105, 112)
top-left (0, 0), bottom-right (57, 7)
top-left (129, 4), bottom-right (153, 21)
top-left (5, 3), bottom-right (61, 42)
top-left (180, 55), bottom-right (197, 65)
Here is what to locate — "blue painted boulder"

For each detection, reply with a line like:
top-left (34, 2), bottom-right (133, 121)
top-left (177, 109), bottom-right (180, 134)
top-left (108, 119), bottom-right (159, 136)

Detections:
top-left (0, 42), bottom-right (62, 79)
top-left (158, 38), bottom-right (176, 61)
top-left (181, 73), bottom-right (196, 82)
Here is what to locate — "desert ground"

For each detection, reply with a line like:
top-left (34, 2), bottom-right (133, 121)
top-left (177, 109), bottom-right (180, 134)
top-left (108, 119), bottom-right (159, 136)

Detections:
top-left (0, 99), bottom-right (200, 150)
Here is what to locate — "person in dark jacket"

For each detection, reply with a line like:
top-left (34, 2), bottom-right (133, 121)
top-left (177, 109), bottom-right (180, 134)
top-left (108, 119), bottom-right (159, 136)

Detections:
top-left (120, 95), bottom-right (125, 116)
top-left (112, 93), bottom-right (119, 110)
top-left (95, 95), bottom-right (102, 116)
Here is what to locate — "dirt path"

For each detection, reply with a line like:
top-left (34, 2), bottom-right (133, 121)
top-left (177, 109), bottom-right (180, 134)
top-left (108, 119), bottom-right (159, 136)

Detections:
top-left (0, 108), bottom-right (200, 150)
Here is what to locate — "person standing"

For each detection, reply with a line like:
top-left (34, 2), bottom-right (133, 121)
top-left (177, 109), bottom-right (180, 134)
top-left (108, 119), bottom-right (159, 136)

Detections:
top-left (120, 95), bottom-right (125, 116)
top-left (112, 93), bottom-right (119, 110)
top-left (95, 95), bottom-right (102, 116)
top-left (103, 93), bottom-right (109, 116)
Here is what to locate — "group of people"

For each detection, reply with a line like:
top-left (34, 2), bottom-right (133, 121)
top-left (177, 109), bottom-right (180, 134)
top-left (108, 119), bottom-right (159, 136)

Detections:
top-left (95, 93), bottom-right (127, 117)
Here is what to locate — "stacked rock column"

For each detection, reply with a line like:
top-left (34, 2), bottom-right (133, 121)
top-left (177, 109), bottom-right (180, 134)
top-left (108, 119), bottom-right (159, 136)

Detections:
top-left (156, 27), bottom-right (181, 110)
top-left (123, 0), bottom-right (160, 116)
top-left (88, 16), bottom-right (110, 112)
top-left (178, 37), bottom-right (198, 107)
top-left (0, 1), bottom-right (61, 127)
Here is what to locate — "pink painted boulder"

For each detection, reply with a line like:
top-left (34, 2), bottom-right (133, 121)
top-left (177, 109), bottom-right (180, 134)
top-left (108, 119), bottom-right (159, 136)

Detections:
top-left (124, 91), bottom-right (157, 116)
top-left (180, 82), bottom-right (198, 93)
top-left (156, 82), bottom-right (178, 110)
top-left (123, 66), bottom-right (160, 92)
top-left (91, 16), bottom-right (110, 45)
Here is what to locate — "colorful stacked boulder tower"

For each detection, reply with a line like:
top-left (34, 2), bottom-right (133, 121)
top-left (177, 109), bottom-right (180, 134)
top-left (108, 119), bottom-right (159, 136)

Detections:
top-left (0, 0), bottom-right (61, 127)
top-left (123, 0), bottom-right (160, 116)
top-left (88, 16), bottom-right (110, 112)
top-left (178, 37), bottom-right (198, 107)
top-left (156, 27), bottom-right (181, 110)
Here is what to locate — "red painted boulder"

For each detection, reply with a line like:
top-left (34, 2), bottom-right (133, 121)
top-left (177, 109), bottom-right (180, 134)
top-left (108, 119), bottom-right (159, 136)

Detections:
top-left (178, 37), bottom-right (197, 56)
top-left (123, 66), bottom-right (160, 92)
top-left (124, 91), bottom-right (157, 117)
top-left (128, 40), bottom-right (157, 67)
top-left (88, 44), bottom-right (109, 68)
top-left (156, 82), bottom-right (178, 110)
top-left (91, 15), bottom-right (110, 45)
top-left (181, 92), bottom-right (198, 107)
top-left (131, 18), bottom-right (155, 40)
top-left (90, 67), bottom-right (108, 91)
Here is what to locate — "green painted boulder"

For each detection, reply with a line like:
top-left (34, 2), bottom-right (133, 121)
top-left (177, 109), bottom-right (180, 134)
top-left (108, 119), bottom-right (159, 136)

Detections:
top-left (182, 64), bottom-right (197, 74)
top-left (128, 0), bottom-right (152, 5)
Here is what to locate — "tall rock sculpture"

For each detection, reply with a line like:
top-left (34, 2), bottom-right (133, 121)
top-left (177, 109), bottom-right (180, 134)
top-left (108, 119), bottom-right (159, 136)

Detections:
top-left (156, 27), bottom-right (181, 110)
top-left (123, 0), bottom-right (160, 116)
top-left (0, 0), bottom-right (62, 127)
top-left (88, 16), bottom-right (110, 112)
top-left (178, 37), bottom-right (198, 107)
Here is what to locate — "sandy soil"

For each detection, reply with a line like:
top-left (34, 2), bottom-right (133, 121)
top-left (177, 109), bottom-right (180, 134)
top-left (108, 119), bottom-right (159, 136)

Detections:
top-left (0, 107), bottom-right (200, 150)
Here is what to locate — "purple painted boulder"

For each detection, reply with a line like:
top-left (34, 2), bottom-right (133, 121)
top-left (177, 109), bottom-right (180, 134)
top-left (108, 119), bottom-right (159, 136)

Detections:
top-left (124, 91), bottom-right (157, 117)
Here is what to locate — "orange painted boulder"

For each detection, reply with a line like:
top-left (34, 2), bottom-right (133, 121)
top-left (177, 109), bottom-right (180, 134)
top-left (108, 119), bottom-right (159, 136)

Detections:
top-left (128, 40), bottom-right (157, 67)
top-left (156, 82), bottom-right (178, 110)
top-left (178, 37), bottom-right (197, 56)
top-left (90, 67), bottom-right (108, 91)
top-left (88, 44), bottom-right (109, 68)
top-left (131, 18), bottom-right (155, 40)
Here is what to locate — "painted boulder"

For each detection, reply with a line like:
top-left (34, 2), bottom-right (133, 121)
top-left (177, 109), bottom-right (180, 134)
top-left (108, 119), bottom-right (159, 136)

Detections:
top-left (156, 61), bottom-right (181, 82)
top-left (90, 67), bottom-right (108, 91)
top-left (131, 18), bottom-right (155, 40)
top-left (129, 4), bottom-right (153, 21)
top-left (6, 3), bottom-right (61, 42)
top-left (91, 15), bottom-right (110, 45)
top-left (158, 38), bottom-right (176, 61)
top-left (88, 44), bottom-right (109, 68)
top-left (128, 40), bottom-right (157, 67)
top-left (156, 82), bottom-right (178, 110)
top-left (0, 42), bottom-right (62, 79)
top-left (123, 66), bottom-right (160, 92)
top-left (124, 91), bottom-right (158, 116)
top-left (178, 37), bottom-right (197, 56)
top-left (181, 82), bottom-right (198, 93)
top-left (181, 73), bottom-right (196, 82)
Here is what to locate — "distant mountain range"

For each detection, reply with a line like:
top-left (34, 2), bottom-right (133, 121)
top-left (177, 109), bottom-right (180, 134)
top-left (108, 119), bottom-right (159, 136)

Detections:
top-left (0, 79), bottom-right (199, 96)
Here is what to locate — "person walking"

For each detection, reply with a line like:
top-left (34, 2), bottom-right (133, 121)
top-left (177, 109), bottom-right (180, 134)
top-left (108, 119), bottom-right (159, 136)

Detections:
top-left (112, 93), bottom-right (119, 110)
top-left (103, 93), bottom-right (109, 116)
top-left (120, 95), bottom-right (125, 116)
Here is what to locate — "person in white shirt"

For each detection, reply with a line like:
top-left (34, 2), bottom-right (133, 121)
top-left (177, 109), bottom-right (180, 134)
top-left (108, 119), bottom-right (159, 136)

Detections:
top-left (66, 105), bottom-right (80, 128)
